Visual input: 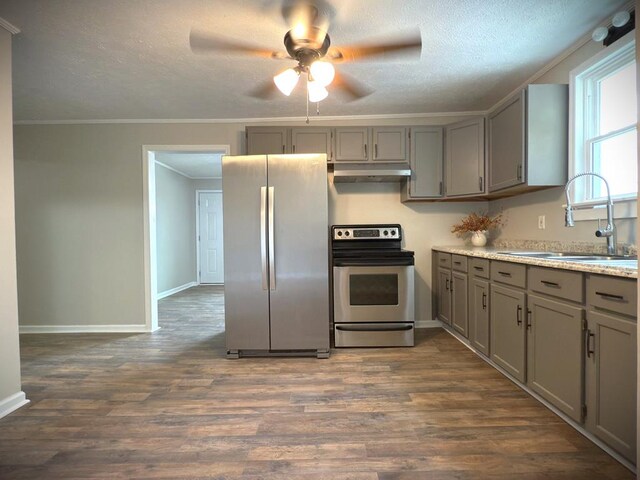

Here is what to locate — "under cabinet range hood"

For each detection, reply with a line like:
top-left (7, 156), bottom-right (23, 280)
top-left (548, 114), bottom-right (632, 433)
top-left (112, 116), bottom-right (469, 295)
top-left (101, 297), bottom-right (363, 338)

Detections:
top-left (333, 162), bottom-right (411, 183)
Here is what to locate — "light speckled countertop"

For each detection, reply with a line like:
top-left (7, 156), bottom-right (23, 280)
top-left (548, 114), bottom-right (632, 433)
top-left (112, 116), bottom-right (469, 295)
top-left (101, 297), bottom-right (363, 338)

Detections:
top-left (432, 245), bottom-right (638, 279)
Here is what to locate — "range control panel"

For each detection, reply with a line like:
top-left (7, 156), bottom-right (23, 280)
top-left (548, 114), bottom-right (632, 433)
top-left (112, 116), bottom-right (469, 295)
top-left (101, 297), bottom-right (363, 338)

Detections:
top-left (332, 225), bottom-right (401, 241)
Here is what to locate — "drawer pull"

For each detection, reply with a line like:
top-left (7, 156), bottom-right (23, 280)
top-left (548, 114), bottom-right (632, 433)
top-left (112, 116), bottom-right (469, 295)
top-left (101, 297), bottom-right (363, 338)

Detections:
top-left (540, 280), bottom-right (560, 287)
top-left (454, 261), bottom-right (461, 265)
top-left (440, 258), bottom-right (447, 263)
top-left (595, 291), bottom-right (625, 301)
top-left (473, 266), bottom-right (484, 271)
top-left (498, 271), bottom-right (512, 277)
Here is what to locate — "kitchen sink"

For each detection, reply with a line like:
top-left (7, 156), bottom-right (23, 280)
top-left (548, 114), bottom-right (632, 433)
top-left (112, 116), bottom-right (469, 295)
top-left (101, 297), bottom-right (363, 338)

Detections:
top-left (496, 251), bottom-right (637, 267)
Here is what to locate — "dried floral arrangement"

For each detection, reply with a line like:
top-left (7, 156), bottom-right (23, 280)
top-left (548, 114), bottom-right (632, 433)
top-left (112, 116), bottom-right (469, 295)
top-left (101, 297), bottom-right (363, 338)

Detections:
top-left (451, 212), bottom-right (503, 236)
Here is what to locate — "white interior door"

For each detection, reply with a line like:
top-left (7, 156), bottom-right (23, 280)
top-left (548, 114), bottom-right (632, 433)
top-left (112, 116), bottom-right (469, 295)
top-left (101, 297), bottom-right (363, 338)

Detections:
top-left (198, 192), bottom-right (224, 284)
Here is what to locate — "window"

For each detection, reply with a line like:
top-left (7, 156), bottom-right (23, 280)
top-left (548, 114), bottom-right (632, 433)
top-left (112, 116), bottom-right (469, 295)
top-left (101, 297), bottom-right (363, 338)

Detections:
top-left (570, 31), bottom-right (637, 212)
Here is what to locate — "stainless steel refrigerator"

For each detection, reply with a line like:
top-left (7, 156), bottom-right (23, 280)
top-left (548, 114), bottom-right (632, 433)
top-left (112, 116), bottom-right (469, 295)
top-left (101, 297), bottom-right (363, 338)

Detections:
top-left (222, 154), bottom-right (329, 358)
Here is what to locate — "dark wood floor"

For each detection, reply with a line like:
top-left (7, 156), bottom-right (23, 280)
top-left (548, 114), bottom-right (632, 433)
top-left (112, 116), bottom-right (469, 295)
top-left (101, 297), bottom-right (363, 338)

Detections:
top-left (0, 285), bottom-right (633, 479)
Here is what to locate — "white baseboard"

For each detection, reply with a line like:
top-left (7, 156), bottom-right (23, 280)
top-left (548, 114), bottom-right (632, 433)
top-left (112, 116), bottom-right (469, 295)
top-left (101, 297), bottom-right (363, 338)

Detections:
top-left (20, 324), bottom-right (149, 334)
top-left (415, 319), bottom-right (442, 329)
top-left (0, 391), bottom-right (29, 419)
top-left (157, 281), bottom-right (197, 300)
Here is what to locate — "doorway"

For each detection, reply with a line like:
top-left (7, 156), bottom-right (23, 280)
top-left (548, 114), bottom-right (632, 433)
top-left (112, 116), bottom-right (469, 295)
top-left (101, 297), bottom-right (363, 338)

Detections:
top-left (143, 144), bottom-right (230, 332)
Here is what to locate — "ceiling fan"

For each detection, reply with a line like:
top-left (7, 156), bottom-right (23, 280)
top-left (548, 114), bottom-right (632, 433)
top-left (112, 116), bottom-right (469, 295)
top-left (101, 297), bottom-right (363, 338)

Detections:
top-left (189, 0), bottom-right (422, 104)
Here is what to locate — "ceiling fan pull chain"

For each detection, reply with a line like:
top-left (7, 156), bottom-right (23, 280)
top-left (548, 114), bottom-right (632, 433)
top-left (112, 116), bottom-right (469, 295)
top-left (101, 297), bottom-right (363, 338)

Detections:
top-left (316, 102), bottom-right (320, 116)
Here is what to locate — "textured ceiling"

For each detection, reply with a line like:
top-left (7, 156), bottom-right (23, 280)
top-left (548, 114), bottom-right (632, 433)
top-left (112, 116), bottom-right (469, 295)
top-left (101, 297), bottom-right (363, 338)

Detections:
top-left (155, 152), bottom-right (223, 178)
top-left (0, 0), bottom-right (630, 121)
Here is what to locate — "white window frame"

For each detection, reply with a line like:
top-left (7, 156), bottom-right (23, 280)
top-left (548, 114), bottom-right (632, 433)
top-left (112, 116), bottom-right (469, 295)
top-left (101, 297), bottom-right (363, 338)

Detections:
top-left (569, 30), bottom-right (637, 221)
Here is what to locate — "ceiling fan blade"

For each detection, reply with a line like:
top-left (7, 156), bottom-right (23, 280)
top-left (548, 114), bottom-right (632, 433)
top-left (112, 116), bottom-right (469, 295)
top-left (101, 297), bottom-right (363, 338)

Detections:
top-left (332, 71), bottom-right (372, 101)
top-left (328, 31), bottom-right (422, 63)
top-left (248, 79), bottom-right (280, 100)
top-left (190, 29), bottom-right (287, 59)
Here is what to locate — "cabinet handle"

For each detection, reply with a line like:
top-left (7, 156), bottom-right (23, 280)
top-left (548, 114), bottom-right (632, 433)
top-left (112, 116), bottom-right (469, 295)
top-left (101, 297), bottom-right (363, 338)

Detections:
top-left (292, 144), bottom-right (296, 153)
top-left (517, 164), bottom-right (522, 181)
top-left (482, 292), bottom-right (487, 310)
top-left (526, 308), bottom-right (532, 330)
top-left (595, 291), bottom-right (625, 301)
top-left (479, 176), bottom-right (484, 191)
top-left (439, 181), bottom-right (443, 196)
top-left (364, 143), bottom-right (367, 159)
top-left (473, 266), bottom-right (484, 271)
top-left (454, 261), bottom-right (461, 265)
top-left (375, 143), bottom-right (378, 158)
top-left (282, 144), bottom-right (285, 154)
top-left (445, 279), bottom-right (450, 291)
top-left (585, 329), bottom-right (595, 358)
top-left (498, 271), bottom-right (512, 277)
top-left (516, 305), bottom-right (523, 326)
top-left (540, 280), bottom-right (560, 288)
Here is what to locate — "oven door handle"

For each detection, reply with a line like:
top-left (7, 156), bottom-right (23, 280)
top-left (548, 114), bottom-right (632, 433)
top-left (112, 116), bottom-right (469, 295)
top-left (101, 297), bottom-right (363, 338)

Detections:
top-left (335, 325), bottom-right (413, 332)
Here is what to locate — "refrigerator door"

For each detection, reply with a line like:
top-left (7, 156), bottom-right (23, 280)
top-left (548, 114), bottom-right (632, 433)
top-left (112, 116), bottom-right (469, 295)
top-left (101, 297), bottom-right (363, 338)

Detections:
top-left (222, 155), bottom-right (270, 351)
top-left (267, 154), bottom-right (329, 351)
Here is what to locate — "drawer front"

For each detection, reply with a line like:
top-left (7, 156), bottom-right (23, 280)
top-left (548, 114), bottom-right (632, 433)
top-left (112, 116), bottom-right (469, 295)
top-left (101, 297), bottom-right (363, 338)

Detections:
top-left (334, 323), bottom-right (414, 347)
top-left (452, 255), bottom-right (468, 272)
top-left (437, 252), bottom-right (452, 269)
top-left (469, 258), bottom-right (490, 278)
top-left (587, 275), bottom-right (637, 318)
top-left (491, 261), bottom-right (526, 288)
top-left (528, 266), bottom-right (584, 303)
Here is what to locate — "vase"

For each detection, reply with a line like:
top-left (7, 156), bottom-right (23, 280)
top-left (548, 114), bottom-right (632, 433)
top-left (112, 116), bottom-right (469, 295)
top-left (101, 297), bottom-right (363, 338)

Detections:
top-left (470, 230), bottom-right (488, 247)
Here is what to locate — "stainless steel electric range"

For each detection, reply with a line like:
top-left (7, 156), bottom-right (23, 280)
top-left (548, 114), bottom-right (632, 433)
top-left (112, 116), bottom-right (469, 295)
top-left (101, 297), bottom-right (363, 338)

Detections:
top-left (331, 224), bottom-right (415, 347)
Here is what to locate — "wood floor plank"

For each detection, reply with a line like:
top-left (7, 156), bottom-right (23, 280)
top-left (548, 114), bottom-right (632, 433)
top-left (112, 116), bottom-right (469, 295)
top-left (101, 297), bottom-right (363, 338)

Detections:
top-left (0, 285), bottom-right (632, 479)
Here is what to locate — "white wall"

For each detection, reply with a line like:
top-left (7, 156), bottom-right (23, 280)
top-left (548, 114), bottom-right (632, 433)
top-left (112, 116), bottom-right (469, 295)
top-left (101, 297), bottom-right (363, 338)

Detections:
top-left (0, 27), bottom-right (27, 416)
top-left (489, 38), bottom-right (638, 247)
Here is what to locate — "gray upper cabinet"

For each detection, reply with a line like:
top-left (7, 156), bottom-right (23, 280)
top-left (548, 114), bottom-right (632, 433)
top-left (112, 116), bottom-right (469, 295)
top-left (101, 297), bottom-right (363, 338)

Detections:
top-left (488, 84), bottom-right (568, 195)
top-left (402, 126), bottom-right (444, 200)
top-left (334, 127), bottom-right (369, 162)
top-left (445, 117), bottom-right (485, 197)
top-left (246, 127), bottom-right (289, 155)
top-left (291, 127), bottom-right (333, 161)
top-left (526, 294), bottom-right (584, 423)
top-left (371, 127), bottom-right (408, 162)
top-left (490, 284), bottom-right (526, 382)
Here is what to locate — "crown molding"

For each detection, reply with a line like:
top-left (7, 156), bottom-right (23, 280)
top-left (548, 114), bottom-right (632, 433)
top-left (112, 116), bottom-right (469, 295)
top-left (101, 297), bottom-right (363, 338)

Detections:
top-left (13, 110), bottom-right (488, 126)
top-left (0, 17), bottom-right (20, 34)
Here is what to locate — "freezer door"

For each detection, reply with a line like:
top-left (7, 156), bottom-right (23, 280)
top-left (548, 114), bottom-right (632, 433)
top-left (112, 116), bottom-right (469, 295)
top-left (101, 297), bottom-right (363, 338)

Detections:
top-left (267, 154), bottom-right (330, 350)
top-left (222, 155), bottom-right (270, 351)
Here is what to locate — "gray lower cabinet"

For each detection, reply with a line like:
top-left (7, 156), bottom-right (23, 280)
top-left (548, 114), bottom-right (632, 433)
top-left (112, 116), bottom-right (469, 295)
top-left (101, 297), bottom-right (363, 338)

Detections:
top-left (469, 277), bottom-right (490, 355)
top-left (437, 267), bottom-right (452, 325)
top-left (451, 271), bottom-right (468, 337)
top-left (585, 310), bottom-right (637, 463)
top-left (526, 294), bottom-right (584, 422)
top-left (490, 284), bottom-right (526, 382)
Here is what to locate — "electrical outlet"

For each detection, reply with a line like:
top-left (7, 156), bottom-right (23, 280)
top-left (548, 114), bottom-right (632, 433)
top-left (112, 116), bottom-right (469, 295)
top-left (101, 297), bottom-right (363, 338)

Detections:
top-left (538, 215), bottom-right (546, 230)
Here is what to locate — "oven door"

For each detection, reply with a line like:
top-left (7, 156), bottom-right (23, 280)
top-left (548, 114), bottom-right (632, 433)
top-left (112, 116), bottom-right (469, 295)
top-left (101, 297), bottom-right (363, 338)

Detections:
top-left (333, 265), bottom-right (415, 323)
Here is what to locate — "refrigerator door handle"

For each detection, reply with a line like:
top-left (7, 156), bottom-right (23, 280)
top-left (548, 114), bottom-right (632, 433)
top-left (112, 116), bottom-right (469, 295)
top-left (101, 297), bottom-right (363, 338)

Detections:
top-left (268, 186), bottom-right (276, 290)
top-left (260, 186), bottom-right (268, 290)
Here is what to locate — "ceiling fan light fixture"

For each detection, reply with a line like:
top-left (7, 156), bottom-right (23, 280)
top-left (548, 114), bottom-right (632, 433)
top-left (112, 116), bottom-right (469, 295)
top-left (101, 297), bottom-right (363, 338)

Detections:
top-left (307, 79), bottom-right (328, 102)
top-left (273, 68), bottom-right (300, 96)
top-left (309, 60), bottom-right (335, 87)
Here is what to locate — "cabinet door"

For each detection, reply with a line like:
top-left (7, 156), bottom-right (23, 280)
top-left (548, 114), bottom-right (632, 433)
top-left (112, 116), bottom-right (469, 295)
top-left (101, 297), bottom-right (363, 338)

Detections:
top-left (335, 127), bottom-right (369, 161)
top-left (469, 278), bottom-right (489, 356)
top-left (451, 271), bottom-right (468, 337)
top-left (406, 127), bottom-right (443, 198)
top-left (586, 311), bottom-right (637, 463)
top-left (372, 127), bottom-right (407, 161)
top-left (490, 284), bottom-right (526, 382)
top-left (445, 117), bottom-right (485, 196)
top-left (246, 127), bottom-right (289, 155)
top-left (291, 128), bottom-right (333, 161)
top-left (437, 268), bottom-right (451, 325)
top-left (527, 294), bottom-right (583, 422)
top-left (488, 90), bottom-right (525, 192)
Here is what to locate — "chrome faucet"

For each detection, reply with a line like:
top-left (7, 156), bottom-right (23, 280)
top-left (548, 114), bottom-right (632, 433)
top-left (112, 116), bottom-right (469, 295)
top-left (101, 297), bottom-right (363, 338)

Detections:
top-left (564, 172), bottom-right (617, 255)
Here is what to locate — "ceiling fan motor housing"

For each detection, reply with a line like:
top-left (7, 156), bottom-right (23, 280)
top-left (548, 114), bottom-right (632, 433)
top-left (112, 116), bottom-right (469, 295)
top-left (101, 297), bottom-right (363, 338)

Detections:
top-left (284, 28), bottom-right (331, 68)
